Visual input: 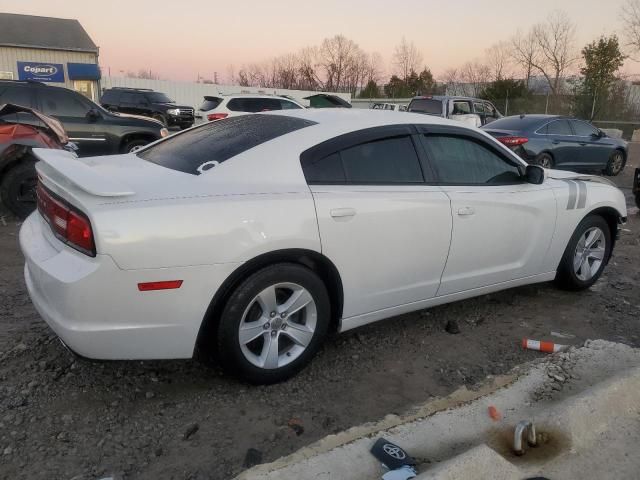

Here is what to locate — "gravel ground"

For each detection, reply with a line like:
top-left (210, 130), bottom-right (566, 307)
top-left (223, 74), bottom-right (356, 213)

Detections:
top-left (0, 147), bottom-right (639, 480)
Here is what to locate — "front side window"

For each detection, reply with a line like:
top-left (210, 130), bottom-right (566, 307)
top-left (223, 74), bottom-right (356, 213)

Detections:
top-left (302, 136), bottom-right (424, 184)
top-left (473, 102), bottom-right (486, 114)
top-left (544, 120), bottom-right (572, 135)
top-left (40, 89), bottom-right (89, 117)
top-left (138, 114), bottom-right (316, 175)
top-left (571, 120), bottom-right (598, 136)
top-left (422, 135), bottom-right (522, 185)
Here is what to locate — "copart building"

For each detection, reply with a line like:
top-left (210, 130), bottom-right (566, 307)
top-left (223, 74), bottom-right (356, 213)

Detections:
top-left (0, 13), bottom-right (101, 100)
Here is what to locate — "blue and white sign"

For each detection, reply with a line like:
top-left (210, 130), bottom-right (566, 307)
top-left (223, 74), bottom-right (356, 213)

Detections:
top-left (17, 61), bottom-right (65, 82)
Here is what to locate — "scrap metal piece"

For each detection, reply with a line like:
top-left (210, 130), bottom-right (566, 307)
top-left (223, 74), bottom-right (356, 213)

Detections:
top-left (513, 420), bottom-right (537, 456)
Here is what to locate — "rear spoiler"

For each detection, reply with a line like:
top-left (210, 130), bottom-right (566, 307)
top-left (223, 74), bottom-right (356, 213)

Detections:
top-left (32, 148), bottom-right (135, 197)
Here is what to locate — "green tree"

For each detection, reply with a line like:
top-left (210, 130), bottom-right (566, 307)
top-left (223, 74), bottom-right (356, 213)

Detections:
top-left (384, 68), bottom-right (439, 98)
top-left (383, 75), bottom-right (409, 98)
top-left (480, 79), bottom-right (529, 114)
top-left (575, 35), bottom-right (626, 120)
top-left (359, 80), bottom-right (381, 98)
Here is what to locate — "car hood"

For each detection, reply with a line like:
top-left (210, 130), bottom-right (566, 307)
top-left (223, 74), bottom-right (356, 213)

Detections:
top-left (546, 168), bottom-right (617, 187)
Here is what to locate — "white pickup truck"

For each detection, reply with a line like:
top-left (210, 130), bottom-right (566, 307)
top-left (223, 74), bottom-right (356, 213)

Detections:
top-left (407, 95), bottom-right (502, 127)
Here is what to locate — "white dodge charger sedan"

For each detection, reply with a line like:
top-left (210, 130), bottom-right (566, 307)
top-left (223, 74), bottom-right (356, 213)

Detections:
top-left (20, 110), bottom-right (627, 383)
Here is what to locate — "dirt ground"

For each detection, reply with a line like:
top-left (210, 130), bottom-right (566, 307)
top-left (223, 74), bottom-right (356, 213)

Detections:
top-left (0, 147), bottom-right (639, 480)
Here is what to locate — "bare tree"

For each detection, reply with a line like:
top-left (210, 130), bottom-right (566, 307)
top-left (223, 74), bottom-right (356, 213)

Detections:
top-left (393, 37), bottom-right (423, 82)
top-left (531, 10), bottom-right (578, 95)
top-left (621, 0), bottom-right (640, 58)
top-left (460, 61), bottom-right (491, 96)
top-left (485, 41), bottom-right (511, 81)
top-left (318, 35), bottom-right (361, 92)
top-left (443, 68), bottom-right (462, 95)
top-left (510, 29), bottom-right (539, 88)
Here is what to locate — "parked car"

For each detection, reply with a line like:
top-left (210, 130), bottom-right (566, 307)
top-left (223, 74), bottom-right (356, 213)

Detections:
top-left (0, 80), bottom-right (168, 156)
top-left (198, 94), bottom-right (304, 122)
top-left (371, 103), bottom-right (406, 111)
top-left (481, 115), bottom-right (628, 176)
top-left (304, 94), bottom-right (352, 108)
top-left (20, 110), bottom-right (626, 384)
top-left (0, 103), bottom-right (75, 218)
top-left (100, 88), bottom-right (195, 130)
top-left (407, 95), bottom-right (502, 126)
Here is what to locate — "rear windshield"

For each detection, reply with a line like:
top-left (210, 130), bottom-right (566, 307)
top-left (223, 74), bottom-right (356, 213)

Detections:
top-left (482, 116), bottom-right (547, 131)
top-left (408, 98), bottom-right (443, 115)
top-left (138, 114), bottom-right (317, 175)
top-left (200, 96), bottom-right (222, 111)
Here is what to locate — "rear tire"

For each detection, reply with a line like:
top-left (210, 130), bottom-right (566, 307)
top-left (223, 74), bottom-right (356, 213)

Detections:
top-left (635, 193), bottom-right (640, 210)
top-left (0, 159), bottom-right (37, 219)
top-left (216, 263), bottom-right (330, 384)
top-left (555, 215), bottom-right (611, 291)
top-left (604, 150), bottom-right (625, 176)
top-left (122, 138), bottom-right (150, 154)
top-left (535, 152), bottom-right (554, 169)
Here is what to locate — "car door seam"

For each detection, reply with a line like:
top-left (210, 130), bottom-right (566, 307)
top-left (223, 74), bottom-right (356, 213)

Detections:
top-left (434, 190), bottom-right (454, 297)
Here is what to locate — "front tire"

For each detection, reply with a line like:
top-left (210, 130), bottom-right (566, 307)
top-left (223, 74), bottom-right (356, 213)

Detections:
top-left (555, 215), bottom-right (611, 291)
top-left (0, 159), bottom-right (37, 219)
top-left (216, 263), bottom-right (330, 384)
top-left (605, 150), bottom-right (625, 176)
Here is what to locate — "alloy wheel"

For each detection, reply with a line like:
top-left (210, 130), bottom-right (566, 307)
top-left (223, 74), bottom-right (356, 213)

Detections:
top-left (238, 282), bottom-right (317, 370)
top-left (610, 152), bottom-right (624, 175)
top-left (573, 227), bottom-right (606, 281)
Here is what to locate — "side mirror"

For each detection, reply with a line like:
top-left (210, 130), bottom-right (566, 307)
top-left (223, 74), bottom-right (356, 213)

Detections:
top-left (525, 164), bottom-right (546, 185)
top-left (86, 109), bottom-right (101, 122)
top-left (592, 130), bottom-right (604, 138)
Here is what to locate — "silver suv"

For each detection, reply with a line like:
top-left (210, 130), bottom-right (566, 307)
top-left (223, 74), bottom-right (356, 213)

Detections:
top-left (407, 95), bottom-right (502, 127)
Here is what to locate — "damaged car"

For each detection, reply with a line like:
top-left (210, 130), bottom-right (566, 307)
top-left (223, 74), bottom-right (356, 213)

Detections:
top-left (20, 110), bottom-right (627, 384)
top-left (0, 103), bottom-right (75, 218)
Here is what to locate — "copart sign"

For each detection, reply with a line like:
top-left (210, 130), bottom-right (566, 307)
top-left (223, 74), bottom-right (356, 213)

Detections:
top-left (17, 61), bottom-right (65, 82)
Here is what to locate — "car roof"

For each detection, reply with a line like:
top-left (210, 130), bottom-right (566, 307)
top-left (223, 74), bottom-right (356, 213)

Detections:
top-left (410, 95), bottom-right (490, 102)
top-left (267, 108), bottom-right (463, 130)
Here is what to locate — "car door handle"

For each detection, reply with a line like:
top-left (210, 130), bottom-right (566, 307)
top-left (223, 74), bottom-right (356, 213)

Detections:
top-left (579, 142), bottom-right (587, 146)
top-left (552, 140), bottom-right (560, 144)
top-left (330, 208), bottom-right (356, 218)
top-left (457, 207), bottom-right (475, 216)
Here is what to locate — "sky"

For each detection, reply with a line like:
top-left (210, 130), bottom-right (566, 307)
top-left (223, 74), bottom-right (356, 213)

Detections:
top-left (1, 0), bottom-right (638, 83)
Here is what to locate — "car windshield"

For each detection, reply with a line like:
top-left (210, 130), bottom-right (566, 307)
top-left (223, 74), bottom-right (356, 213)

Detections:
top-left (145, 92), bottom-right (173, 103)
top-left (137, 114), bottom-right (317, 175)
top-left (408, 98), bottom-right (443, 115)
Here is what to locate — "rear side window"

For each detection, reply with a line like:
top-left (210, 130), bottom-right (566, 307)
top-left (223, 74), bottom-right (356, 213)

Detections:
top-left (100, 90), bottom-right (120, 104)
top-left (227, 98), bottom-right (282, 112)
top-left (138, 114), bottom-right (316, 175)
top-left (302, 136), bottom-right (424, 184)
top-left (0, 86), bottom-right (34, 108)
top-left (280, 99), bottom-right (302, 110)
top-left (422, 135), bottom-right (522, 185)
top-left (200, 97), bottom-right (222, 111)
top-left (408, 98), bottom-right (443, 115)
top-left (40, 89), bottom-right (89, 117)
top-left (544, 120), bottom-right (572, 135)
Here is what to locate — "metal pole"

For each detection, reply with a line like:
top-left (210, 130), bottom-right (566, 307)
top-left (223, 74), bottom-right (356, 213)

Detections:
top-left (590, 87), bottom-right (597, 121)
top-left (545, 93), bottom-right (549, 114)
top-left (505, 89), bottom-right (509, 116)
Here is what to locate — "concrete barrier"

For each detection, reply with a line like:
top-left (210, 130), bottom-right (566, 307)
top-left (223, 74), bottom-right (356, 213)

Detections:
top-left (601, 128), bottom-right (623, 139)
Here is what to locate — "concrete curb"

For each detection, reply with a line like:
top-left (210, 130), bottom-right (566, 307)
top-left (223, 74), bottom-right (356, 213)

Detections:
top-left (237, 340), bottom-right (640, 480)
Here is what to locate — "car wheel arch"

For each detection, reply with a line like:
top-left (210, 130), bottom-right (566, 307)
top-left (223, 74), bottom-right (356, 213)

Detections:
top-left (193, 248), bottom-right (344, 359)
top-left (580, 206), bottom-right (623, 262)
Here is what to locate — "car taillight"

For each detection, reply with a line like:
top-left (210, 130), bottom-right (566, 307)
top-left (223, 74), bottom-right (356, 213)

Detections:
top-left (207, 113), bottom-right (228, 121)
top-left (37, 180), bottom-right (95, 256)
top-left (497, 136), bottom-right (529, 146)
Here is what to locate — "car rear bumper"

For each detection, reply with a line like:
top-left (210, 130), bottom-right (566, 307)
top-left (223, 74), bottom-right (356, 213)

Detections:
top-left (19, 212), bottom-right (238, 360)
